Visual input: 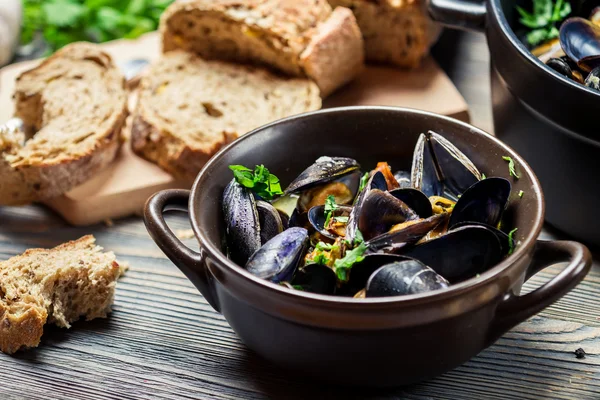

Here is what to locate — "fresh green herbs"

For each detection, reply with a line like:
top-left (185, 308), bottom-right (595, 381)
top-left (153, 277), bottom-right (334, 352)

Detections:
top-left (21, 0), bottom-right (174, 53)
top-left (354, 229), bottom-right (364, 244)
top-left (502, 156), bottom-right (520, 179)
top-left (516, 0), bottom-right (571, 46)
top-left (508, 228), bottom-right (518, 255)
top-left (334, 242), bottom-right (367, 282)
top-left (358, 172), bottom-right (370, 192)
top-left (229, 164), bottom-right (283, 200)
top-left (519, 190), bottom-right (524, 198)
top-left (334, 216), bottom-right (349, 223)
top-left (324, 195), bottom-right (338, 227)
top-left (307, 241), bottom-right (336, 266)
top-left (481, 173), bottom-right (487, 180)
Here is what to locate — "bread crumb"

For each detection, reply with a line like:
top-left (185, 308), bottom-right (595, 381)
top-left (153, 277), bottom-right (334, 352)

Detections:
top-left (176, 229), bottom-right (195, 240)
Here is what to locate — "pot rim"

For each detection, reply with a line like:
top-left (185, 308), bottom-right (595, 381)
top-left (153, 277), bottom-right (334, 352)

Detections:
top-left (490, 0), bottom-right (600, 99)
top-left (189, 106), bottom-right (545, 307)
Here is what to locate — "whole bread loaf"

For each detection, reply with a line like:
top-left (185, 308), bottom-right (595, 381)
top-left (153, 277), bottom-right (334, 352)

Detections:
top-left (0, 42), bottom-right (128, 205)
top-left (131, 50), bottom-right (321, 181)
top-left (0, 236), bottom-right (125, 354)
top-left (160, 0), bottom-right (364, 97)
top-left (328, 0), bottom-right (441, 68)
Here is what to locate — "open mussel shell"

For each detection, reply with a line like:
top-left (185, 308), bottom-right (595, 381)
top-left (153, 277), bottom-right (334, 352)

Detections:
top-left (400, 225), bottom-right (503, 283)
top-left (560, 17), bottom-right (600, 73)
top-left (411, 131), bottom-right (481, 200)
top-left (223, 179), bottom-right (262, 265)
top-left (345, 254), bottom-right (413, 295)
top-left (389, 188), bottom-right (433, 218)
top-left (307, 205), bottom-right (352, 239)
top-left (365, 260), bottom-right (449, 298)
top-left (346, 171), bottom-right (388, 243)
top-left (365, 213), bottom-right (449, 253)
top-left (291, 263), bottom-right (337, 295)
top-left (451, 221), bottom-right (514, 256)
top-left (448, 177), bottom-right (511, 230)
top-left (245, 227), bottom-right (309, 283)
top-left (256, 201), bottom-right (284, 244)
top-left (284, 157), bottom-right (360, 194)
top-left (358, 189), bottom-right (419, 241)
top-left (296, 170), bottom-right (361, 212)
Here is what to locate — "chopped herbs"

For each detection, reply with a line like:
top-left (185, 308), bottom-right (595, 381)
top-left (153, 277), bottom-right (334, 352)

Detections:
top-left (334, 216), bottom-right (349, 223)
top-left (292, 285), bottom-right (304, 291)
top-left (519, 190), bottom-right (524, 198)
top-left (481, 173), bottom-right (487, 180)
top-left (324, 195), bottom-right (338, 227)
top-left (354, 229), bottom-right (364, 245)
top-left (516, 0), bottom-right (571, 46)
top-left (502, 156), bottom-right (520, 179)
top-left (229, 164), bottom-right (283, 200)
top-left (508, 228), bottom-right (518, 255)
top-left (358, 172), bottom-right (370, 192)
top-left (334, 242), bottom-right (367, 282)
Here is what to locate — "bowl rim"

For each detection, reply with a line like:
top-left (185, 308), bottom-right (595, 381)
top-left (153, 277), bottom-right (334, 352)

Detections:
top-left (490, 0), bottom-right (600, 99)
top-left (189, 106), bottom-right (545, 306)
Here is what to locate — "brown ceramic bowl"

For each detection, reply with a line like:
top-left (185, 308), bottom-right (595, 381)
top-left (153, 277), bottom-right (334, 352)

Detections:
top-left (144, 107), bottom-right (591, 387)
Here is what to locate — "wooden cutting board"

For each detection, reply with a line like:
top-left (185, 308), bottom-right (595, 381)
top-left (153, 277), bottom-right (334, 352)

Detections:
top-left (0, 32), bottom-right (469, 226)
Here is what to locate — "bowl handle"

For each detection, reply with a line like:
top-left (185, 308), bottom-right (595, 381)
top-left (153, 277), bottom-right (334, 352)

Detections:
top-left (427, 0), bottom-right (487, 32)
top-left (144, 189), bottom-right (220, 312)
top-left (488, 240), bottom-right (591, 342)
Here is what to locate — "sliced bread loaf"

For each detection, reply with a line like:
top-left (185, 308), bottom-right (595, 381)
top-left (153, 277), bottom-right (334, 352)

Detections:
top-left (160, 0), bottom-right (364, 96)
top-left (0, 235), bottom-right (125, 354)
top-left (131, 50), bottom-right (321, 180)
top-left (328, 0), bottom-right (441, 68)
top-left (0, 42), bottom-right (128, 205)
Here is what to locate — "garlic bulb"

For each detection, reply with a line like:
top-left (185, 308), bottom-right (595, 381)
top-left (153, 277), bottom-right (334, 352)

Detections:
top-left (0, 0), bottom-right (22, 66)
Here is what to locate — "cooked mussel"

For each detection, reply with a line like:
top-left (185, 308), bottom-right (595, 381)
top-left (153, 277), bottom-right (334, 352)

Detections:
top-left (257, 200), bottom-right (284, 244)
top-left (411, 131), bottom-right (481, 200)
top-left (285, 157), bottom-right (360, 194)
top-left (365, 260), bottom-right (449, 297)
top-left (245, 227), bottom-right (309, 283)
top-left (291, 263), bottom-right (337, 295)
top-left (451, 221), bottom-right (514, 256)
top-left (346, 171), bottom-right (388, 243)
top-left (223, 179), bottom-right (261, 265)
top-left (546, 57), bottom-right (574, 78)
top-left (345, 254), bottom-right (413, 295)
top-left (308, 204), bottom-right (352, 239)
top-left (358, 189), bottom-right (419, 240)
top-left (401, 224), bottom-right (503, 283)
top-left (585, 66), bottom-right (600, 89)
top-left (389, 188), bottom-right (433, 218)
top-left (560, 17), bottom-right (600, 73)
top-left (448, 177), bottom-right (511, 229)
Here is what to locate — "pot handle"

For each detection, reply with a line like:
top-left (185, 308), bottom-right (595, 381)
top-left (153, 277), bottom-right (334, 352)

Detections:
top-left (144, 189), bottom-right (220, 312)
top-left (427, 0), bottom-right (487, 32)
top-left (489, 240), bottom-right (591, 341)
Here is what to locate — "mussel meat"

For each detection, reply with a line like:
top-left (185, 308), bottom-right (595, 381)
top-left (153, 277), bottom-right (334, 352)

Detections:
top-left (365, 260), bottom-right (449, 297)
top-left (245, 227), bottom-right (309, 283)
top-left (308, 204), bottom-right (352, 239)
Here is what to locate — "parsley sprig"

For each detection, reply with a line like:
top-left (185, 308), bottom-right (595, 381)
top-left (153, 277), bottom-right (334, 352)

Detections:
top-left (508, 228), bottom-right (519, 255)
top-left (502, 156), bottom-right (520, 179)
top-left (516, 0), bottom-right (571, 46)
top-left (324, 195), bottom-right (337, 228)
top-left (229, 164), bottom-right (283, 200)
top-left (334, 242), bottom-right (367, 282)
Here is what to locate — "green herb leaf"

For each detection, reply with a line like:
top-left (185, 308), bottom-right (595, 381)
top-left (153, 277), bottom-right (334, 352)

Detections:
top-left (315, 242), bottom-right (334, 251)
top-left (324, 195), bottom-right (337, 227)
top-left (292, 285), bottom-right (304, 291)
top-left (481, 173), bottom-right (487, 180)
top-left (517, 0), bottom-right (571, 46)
top-left (43, 0), bottom-right (87, 27)
top-left (358, 172), bottom-right (370, 192)
top-left (502, 156), bottom-right (520, 179)
top-left (229, 164), bottom-right (283, 200)
top-left (508, 228), bottom-right (518, 255)
top-left (334, 216), bottom-right (349, 223)
top-left (518, 190), bottom-right (524, 198)
top-left (334, 242), bottom-right (367, 282)
top-left (354, 229), bottom-right (364, 245)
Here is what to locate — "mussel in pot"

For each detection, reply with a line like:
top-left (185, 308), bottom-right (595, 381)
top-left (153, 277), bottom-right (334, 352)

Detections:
top-left (366, 260), bottom-right (449, 297)
top-left (560, 17), bottom-right (600, 73)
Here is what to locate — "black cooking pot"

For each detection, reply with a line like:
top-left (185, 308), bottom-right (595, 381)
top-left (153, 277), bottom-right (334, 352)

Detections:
top-left (428, 0), bottom-right (600, 247)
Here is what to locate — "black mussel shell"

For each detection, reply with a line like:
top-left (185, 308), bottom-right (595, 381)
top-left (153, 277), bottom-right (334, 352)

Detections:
top-left (365, 260), bottom-right (449, 297)
top-left (389, 188), bottom-right (433, 218)
top-left (400, 225), bottom-right (503, 283)
top-left (223, 179), bottom-right (261, 265)
top-left (411, 131), bottom-right (481, 200)
top-left (307, 205), bottom-right (352, 239)
top-left (451, 221), bottom-right (514, 256)
top-left (393, 170), bottom-right (412, 188)
top-left (245, 227), bottom-right (309, 283)
top-left (358, 189), bottom-right (419, 241)
top-left (346, 171), bottom-right (388, 243)
top-left (278, 210), bottom-right (290, 230)
top-left (448, 177), bottom-right (511, 230)
top-left (296, 170), bottom-right (361, 212)
top-left (256, 201), bottom-right (284, 244)
top-left (289, 208), bottom-right (310, 229)
top-left (291, 264), bottom-right (337, 295)
top-left (546, 57), bottom-right (574, 79)
top-left (284, 157), bottom-right (360, 194)
top-left (560, 17), bottom-right (600, 72)
top-left (585, 66), bottom-right (600, 90)
top-left (345, 254), bottom-right (413, 295)
top-left (366, 213), bottom-right (448, 254)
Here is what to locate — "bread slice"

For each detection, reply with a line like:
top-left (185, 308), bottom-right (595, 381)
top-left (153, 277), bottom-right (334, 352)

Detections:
top-left (328, 0), bottom-right (441, 68)
top-left (0, 235), bottom-right (125, 354)
top-left (160, 0), bottom-right (364, 97)
top-left (131, 50), bottom-right (321, 180)
top-left (0, 42), bottom-right (128, 206)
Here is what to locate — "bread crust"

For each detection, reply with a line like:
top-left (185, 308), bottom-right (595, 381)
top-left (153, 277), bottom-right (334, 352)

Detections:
top-left (0, 42), bottom-right (128, 206)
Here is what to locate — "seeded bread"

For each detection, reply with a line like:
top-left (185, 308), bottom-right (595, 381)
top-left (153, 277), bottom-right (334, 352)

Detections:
top-left (328, 0), bottom-right (441, 68)
top-left (0, 236), bottom-right (125, 354)
top-left (0, 42), bottom-right (128, 205)
top-left (131, 50), bottom-right (321, 180)
top-left (160, 0), bottom-right (364, 97)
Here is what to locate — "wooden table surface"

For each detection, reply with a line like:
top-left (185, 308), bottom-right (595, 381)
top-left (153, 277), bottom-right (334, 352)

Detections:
top-left (1, 31), bottom-right (598, 400)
